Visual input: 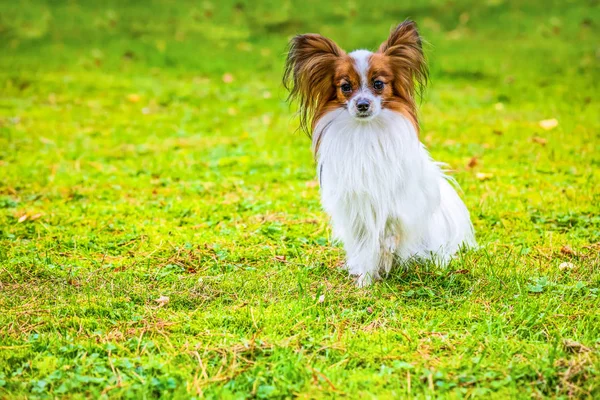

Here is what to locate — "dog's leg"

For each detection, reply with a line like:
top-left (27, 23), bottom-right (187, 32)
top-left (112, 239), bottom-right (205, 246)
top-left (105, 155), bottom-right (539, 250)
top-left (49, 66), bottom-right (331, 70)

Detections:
top-left (350, 230), bottom-right (402, 286)
top-left (343, 230), bottom-right (383, 287)
top-left (379, 233), bottom-right (400, 276)
top-left (328, 197), bottom-right (389, 287)
top-left (374, 219), bottom-right (402, 278)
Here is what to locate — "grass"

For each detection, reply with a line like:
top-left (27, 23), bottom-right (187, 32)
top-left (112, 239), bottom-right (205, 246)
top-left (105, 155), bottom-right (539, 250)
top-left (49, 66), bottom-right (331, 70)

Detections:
top-left (0, 0), bottom-right (599, 398)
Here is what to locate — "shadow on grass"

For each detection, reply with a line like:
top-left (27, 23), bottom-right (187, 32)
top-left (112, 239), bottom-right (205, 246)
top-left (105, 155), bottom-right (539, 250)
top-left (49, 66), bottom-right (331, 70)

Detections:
top-left (378, 246), bottom-right (522, 300)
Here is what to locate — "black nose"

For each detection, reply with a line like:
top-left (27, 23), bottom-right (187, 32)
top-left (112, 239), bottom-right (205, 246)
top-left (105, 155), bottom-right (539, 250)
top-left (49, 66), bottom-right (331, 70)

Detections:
top-left (356, 99), bottom-right (370, 112)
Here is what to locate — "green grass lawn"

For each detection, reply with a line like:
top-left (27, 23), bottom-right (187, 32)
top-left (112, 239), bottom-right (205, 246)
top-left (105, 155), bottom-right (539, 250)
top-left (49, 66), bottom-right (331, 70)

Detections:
top-left (1, 0), bottom-right (599, 398)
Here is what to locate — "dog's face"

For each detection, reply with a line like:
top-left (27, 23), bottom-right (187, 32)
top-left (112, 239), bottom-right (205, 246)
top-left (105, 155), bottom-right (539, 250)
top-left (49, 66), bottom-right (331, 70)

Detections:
top-left (333, 50), bottom-right (388, 120)
top-left (284, 21), bottom-right (428, 135)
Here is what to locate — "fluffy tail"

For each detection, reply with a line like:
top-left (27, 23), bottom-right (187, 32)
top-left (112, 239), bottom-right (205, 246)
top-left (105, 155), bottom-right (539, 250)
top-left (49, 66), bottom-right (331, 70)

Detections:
top-left (425, 177), bottom-right (476, 264)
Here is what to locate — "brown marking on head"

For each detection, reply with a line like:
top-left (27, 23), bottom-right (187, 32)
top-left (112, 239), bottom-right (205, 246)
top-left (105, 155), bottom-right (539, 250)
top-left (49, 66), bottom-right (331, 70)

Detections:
top-left (375, 21), bottom-right (428, 132)
top-left (283, 34), bottom-right (345, 136)
top-left (284, 20), bottom-right (428, 150)
top-left (332, 56), bottom-right (361, 104)
top-left (309, 55), bottom-right (361, 153)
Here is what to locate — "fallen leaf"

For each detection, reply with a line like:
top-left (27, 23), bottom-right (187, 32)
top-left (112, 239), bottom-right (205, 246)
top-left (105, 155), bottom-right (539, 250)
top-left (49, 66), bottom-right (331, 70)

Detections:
top-left (68, 279), bottom-right (81, 287)
top-left (155, 295), bottom-right (170, 306)
top-left (222, 73), bottom-right (234, 83)
top-left (318, 294), bottom-right (325, 303)
top-left (563, 339), bottom-right (591, 353)
top-left (539, 118), bottom-right (558, 130)
top-left (559, 262), bottom-right (576, 271)
top-left (17, 214), bottom-right (28, 223)
top-left (560, 245), bottom-right (576, 256)
top-left (532, 136), bottom-right (548, 146)
top-left (39, 137), bottom-right (55, 145)
top-left (274, 255), bottom-right (286, 262)
top-left (366, 307), bottom-right (373, 314)
top-left (476, 172), bottom-right (493, 181)
top-left (467, 156), bottom-right (478, 169)
top-left (236, 42), bottom-right (252, 52)
top-left (127, 94), bottom-right (141, 103)
top-left (363, 320), bottom-right (381, 332)
top-left (452, 269), bottom-right (470, 274)
top-left (29, 213), bottom-right (43, 221)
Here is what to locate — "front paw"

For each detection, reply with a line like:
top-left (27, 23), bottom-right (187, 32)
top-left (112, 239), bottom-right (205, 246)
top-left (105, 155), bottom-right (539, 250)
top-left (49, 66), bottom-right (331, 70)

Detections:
top-left (343, 262), bottom-right (362, 275)
top-left (348, 269), bottom-right (379, 287)
top-left (343, 260), bottom-right (379, 287)
top-left (355, 273), bottom-right (374, 287)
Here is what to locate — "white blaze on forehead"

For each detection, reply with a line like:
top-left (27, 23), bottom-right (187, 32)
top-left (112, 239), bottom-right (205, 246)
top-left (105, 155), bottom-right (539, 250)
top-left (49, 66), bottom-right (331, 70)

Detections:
top-left (347, 49), bottom-right (380, 119)
top-left (349, 49), bottom-right (373, 89)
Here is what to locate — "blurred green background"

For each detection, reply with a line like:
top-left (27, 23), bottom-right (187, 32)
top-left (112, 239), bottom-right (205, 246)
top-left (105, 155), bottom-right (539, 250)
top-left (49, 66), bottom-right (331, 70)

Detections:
top-left (0, 0), bottom-right (599, 398)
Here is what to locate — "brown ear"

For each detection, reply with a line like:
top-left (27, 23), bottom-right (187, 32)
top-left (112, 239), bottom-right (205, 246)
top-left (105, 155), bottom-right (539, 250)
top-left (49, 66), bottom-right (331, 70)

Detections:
top-left (378, 21), bottom-right (428, 99)
top-left (283, 34), bottom-right (344, 135)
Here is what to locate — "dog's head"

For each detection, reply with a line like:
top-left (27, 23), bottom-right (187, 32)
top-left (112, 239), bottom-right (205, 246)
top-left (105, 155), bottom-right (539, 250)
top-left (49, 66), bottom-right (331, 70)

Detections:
top-left (284, 21), bottom-right (428, 136)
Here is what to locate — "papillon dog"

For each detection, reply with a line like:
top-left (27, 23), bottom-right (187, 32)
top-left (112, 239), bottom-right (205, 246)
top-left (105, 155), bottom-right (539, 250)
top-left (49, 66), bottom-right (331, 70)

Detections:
top-left (284, 21), bottom-right (476, 286)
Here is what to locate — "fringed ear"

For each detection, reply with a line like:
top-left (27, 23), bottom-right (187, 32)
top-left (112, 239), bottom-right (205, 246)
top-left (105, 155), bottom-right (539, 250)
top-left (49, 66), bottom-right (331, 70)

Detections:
top-left (283, 34), bottom-right (344, 136)
top-left (378, 20), bottom-right (428, 101)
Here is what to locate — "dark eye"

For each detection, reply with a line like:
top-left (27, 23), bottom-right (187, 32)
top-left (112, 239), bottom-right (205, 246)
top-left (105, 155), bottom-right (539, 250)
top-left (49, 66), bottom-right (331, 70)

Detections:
top-left (340, 83), bottom-right (352, 93)
top-left (373, 80), bottom-right (384, 90)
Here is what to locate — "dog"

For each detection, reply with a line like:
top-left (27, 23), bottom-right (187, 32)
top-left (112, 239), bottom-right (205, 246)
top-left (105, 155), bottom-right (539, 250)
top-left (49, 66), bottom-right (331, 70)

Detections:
top-left (284, 21), bottom-right (476, 286)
